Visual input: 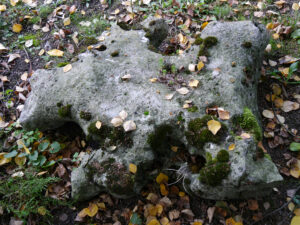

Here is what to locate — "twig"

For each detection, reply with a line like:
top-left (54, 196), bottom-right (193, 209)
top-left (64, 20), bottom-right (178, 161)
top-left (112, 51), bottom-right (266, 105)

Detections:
top-left (23, 46), bottom-right (32, 75)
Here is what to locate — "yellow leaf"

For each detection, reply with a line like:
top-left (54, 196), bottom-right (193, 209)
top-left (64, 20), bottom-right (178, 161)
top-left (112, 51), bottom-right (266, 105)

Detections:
top-left (179, 191), bottom-right (185, 197)
top-left (197, 61), bottom-right (204, 71)
top-left (63, 64), bottom-right (72, 72)
top-left (148, 204), bottom-right (158, 216)
top-left (171, 146), bottom-right (178, 152)
top-left (228, 143), bottom-right (235, 151)
top-left (266, 23), bottom-right (274, 30)
top-left (272, 33), bottom-right (279, 40)
top-left (37, 206), bottom-right (47, 216)
top-left (14, 154), bottom-right (26, 166)
top-left (160, 183), bottom-right (168, 196)
top-left (47, 49), bottom-right (64, 57)
top-left (280, 67), bottom-right (289, 77)
top-left (63, 17), bottom-right (71, 26)
top-left (0, 5), bottom-right (6, 11)
top-left (0, 153), bottom-right (12, 166)
top-left (12, 24), bottom-right (23, 33)
top-left (225, 217), bottom-right (243, 225)
top-left (17, 139), bottom-right (30, 154)
top-left (10, 0), bottom-right (19, 6)
top-left (291, 216), bottom-right (300, 225)
top-left (201, 22), bottom-right (208, 30)
top-left (156, 172), bottom-right (168, 184)
top-left (156, 204), bottom-right (163, 216)
top-left (129, 163), bottom-right (137, 174)
top-left (189, 79), bottom-right (199, 88)
top-left (160, 217), bottom-right (170, 225)
top-left (80, 203), bottom-right (98, 217)
top-left (290, 167), bottom-right (300, 178)
top-left (193, 222), bottom-right (203, 225)
top-left (97, 202), bottom-right (106, 210)
top-left (207, 120), bottom-right (221, 135)
top-left (294, 208), bottom-right (300, 216)
top-left (147, 218), bottom-right (160, 225)
top-left (95, 121), bottom-right (102, 129)
top-left (292, 3), bottom-right (299, 11)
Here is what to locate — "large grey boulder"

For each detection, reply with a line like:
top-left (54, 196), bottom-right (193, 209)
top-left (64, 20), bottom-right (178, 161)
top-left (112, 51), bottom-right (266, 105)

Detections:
top-left (19, 20), bottom-right (282, 201)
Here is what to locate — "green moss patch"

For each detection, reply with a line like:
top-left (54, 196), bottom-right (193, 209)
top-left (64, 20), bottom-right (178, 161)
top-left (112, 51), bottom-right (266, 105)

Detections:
top-left (197, 36), bottom-right (218, 57)
top-left (58, 104), bottom-right (72, 118)
top-left (79, 111), bottom-right (92, 121)
top-left (186, 115), bottom-right (227, 150)
top-left (233, 107), bottom-right (262, 141)
top-left (199, 150), bottom-right (230, 186)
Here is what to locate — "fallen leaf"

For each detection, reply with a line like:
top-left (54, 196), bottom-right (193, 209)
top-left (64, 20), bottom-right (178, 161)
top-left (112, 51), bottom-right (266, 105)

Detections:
top-left (63, 64), bottom-right (72, 72)
top-left (165, 93), bottom-right (175, 100)
top-left (218, 108), bottom-right (230, 120)
top-left (12, 24), bottom-right (22, 33)
top-left (248, 199), bottom-right (259, 210)
top-left (207, 120), bottom-right (221, 135)
top-left (119, 110), bottom-right (128, 120)
top-left (168, 209), bottom-right (180, 220)
top-left (176, 87), bottom-right (189, 95)
top-left (149, 78), bottom-right (157, 83)
top-left (123, 120), bottom-right (136, 132)
top-left (0, 43), bottom-right (8, 53)
top-left (95, 121), bottom-right (102, 129)
top-left (171, 146), bottom-right (178, 152)
top-left (273, 33), bottom-right (280, 40)
top-left (160, 183), bottom-right (168, 196)
top-left (147, 219), bottom-right (160, 225)
top-left (294, 208), bottom-right (300, 216)
top-left (63, 17), bottom-right (71, 26)
top-left (156, 173), bottom-right (168, 184)
top-left (197, 61), bottom-right (204, 70)
top-left (129, 163), bottom-right (137, 174)
top-left (228, 143), bottom-right (235, 151)
top-left (17, 139), bottom-right (30, 154)
top-left (292, 3), bottom-right (299, 11)
top-left (0, 153), bottom-right (12, 166)
top-left (39, 49), bottom-right (45, 56)
top-left (111, 117), bottom-right (123, 127)
top-left (188, 64), bottom-right (196, 72)
top-left (78, 203), bottom-right (98, 217)
top-left (201, 21), bottom-right (208, 30)
top-left (10, 0), bottom-right (19, 6)
top-left (225, 217), bottom-right (243, 225)
top-left (291, 216), bottom-right (300, 225)
top-left (8, 53), bottom-right (21, 63)
top-left (15, 154), bottom-right (26, 166)
top-left (262, 110), bottom-right (274, 119)
top-left (241, 132), bottom-right (251, 139)
top-left (38, 206), bottom-right (47, 216)
top-left (21, 72), bottom-right (28, 81)
top-left (121, 74), bottom-right (131, 81)
top-left (281, 101), bottom-right (299, 112)
top-left (0, 5), bottom-right (6, 11)
top-left (189, 79), bottom-right (199, 88)
top-left (47, 49), bottom-right (64, 57)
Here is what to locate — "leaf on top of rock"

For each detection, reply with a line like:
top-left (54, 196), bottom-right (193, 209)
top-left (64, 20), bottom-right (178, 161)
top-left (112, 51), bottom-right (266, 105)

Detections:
top-left (119, 110), bottom-right (128, 120)
top-left (123, 120), bottom-right (136, 132)
top-left (207, 120), bottom-right (221, 135)
top-left (197, 61), bottom-right (204, 71)
top-left (218, 108), bottom-right (230, 120)
top-left (228, 143), bottom-right (235, 151)
top-left (12, 24), bottom-right (22, 33)
top-left (129, 163), bottom-right (137, 174)
top-left (121, 74), bottom-right (131, 81)
top-left (165, 93), bottom-right (175, 100)
top-left (176, 87), bottom-right (189, 95)
top-left (47, 49), bottom-right (64, 57)
top-left (95, 121), bottom-right (102, 129)
top-left (189, 79), bottom-right (199, 88)
top-left (111, 117), bottom-right (123, 127)
top-left (63, 64), bottom-right (72, 73)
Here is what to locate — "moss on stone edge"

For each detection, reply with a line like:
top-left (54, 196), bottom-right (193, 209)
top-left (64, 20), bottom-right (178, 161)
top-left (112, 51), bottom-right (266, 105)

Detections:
top-left (80, 111), bottom-right (92, 121)
top-left (197, 36), bottom-right (218, 57)
top-left (199, 150), bottom-right (230, 186)
top-left (58, 104), bottom-right (72, 118)
top-left (110, 50), bottom-right (119, 57)
top-left (186, 115), bottom-right (227, 150)
top-left (147, 125), bottom-right (173, 151)
top-left (235, 107), bottom-right (262, 141)
top-left (87, 121), bottom-right (133, 148)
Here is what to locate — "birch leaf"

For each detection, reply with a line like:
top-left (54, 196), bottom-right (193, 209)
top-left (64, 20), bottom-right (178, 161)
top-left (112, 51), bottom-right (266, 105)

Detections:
top-left (47, 49), bottom-right (64, 57)
top-left (207, 120), bottom-right (221, 135)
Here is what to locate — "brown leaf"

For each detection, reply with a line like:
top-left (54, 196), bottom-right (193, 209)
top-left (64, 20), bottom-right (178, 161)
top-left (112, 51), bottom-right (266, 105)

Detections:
top-left (248, 199), bottom-right (259, 211)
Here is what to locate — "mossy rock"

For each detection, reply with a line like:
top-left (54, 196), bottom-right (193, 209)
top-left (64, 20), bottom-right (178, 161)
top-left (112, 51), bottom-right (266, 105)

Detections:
top-left (186, 115), bottom-right (227, 150)
top-left (197, 36), bottom-right (218, 57)
top-left (216, 149), bottom-right (229, 162)
top-left (233, 107), bottom-right (262, 141)
top-left (147, 125), bottom-right (173, 151)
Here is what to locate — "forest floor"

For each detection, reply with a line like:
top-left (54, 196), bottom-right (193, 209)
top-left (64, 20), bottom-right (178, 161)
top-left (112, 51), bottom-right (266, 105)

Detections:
top-left (0, 0), bottom-right (300, 225)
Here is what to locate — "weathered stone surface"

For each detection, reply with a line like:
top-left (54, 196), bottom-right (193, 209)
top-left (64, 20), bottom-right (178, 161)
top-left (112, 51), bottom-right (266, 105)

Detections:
top-left (19, 20), bottom-right (282, 201)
